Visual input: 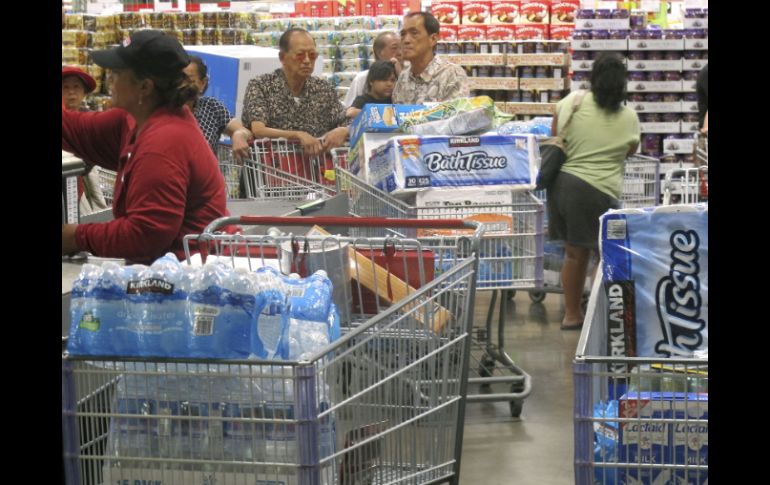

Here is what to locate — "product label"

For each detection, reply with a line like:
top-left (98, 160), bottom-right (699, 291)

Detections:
top-left (457, 25), bottom-right (487, 40)
top-left (78, 311), bottom-right (101, 331)
top-left (126, 278), bottom-right (174, 295)
top-left (550, 1), bottom-right (579, 24)
top-left (490, 1), bottom-right (520, 24)
top-left (486, 24), bottom-right (517, 39)
top-left (606, 281), bottom-right (637, 374)
top-left (549, 25), bottom-right (575, 39)
top-left (654, 230), bottom-right (705, 357)
top-left (516, 24), bottom-right (548, 39)
top-left (519, 1), bottom-right (549, 24)
top-left (462, 2), bottom-right (492, 24)
top-left (431, 2), bottom-right (462, 24)
top-left (439, 24), bottom-right (459, 40)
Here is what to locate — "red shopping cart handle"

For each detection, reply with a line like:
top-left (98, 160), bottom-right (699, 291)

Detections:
top-left (203, 216), bottom-right (480, 235)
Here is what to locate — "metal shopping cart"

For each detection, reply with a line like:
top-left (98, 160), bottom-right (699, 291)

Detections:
top-left (662, 166), bottom-right (708, 205)
top-left (63, 215), bottom-right (483, 485)
top-left (216, 137), bottom-right (344, 201)
top-left (331, 148), bottom-right (540, 417)
top-left (573, 277), bottom-right (708, 485)
top-left (695, 132), bottom-right (708, 167)
top-left (93, 167), bottom-right (117, 205)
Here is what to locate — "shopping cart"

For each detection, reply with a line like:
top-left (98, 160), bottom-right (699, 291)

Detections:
top-left (573, 277), bottom-right (708, 485)
top-left (695, 132), bottom-right (708, 166)
top-left (215, 141), bottom-right (245, 200)
top-left (93, 167), bottom-right (117, 205)
top-left (63, 215), bottom-right (483, 485)
top-left (332, 148), bottom-right (539, 417)
top-left (662, 166), bottom-right (708, 205)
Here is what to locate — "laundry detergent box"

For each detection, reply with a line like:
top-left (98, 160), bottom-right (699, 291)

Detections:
top-left (600, 205), bottom-right (708, 379)
top-left (350, 103), bottom-right (426, 147)
top-left (367, 134), bottom-right (538, 196)
top-left (619, 392), bottom-right (708, 485)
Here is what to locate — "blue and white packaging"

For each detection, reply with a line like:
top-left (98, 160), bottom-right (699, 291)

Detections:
top-left (600, 205), bottom-right (708, 372)
top-left (349, 104), bottom-right (426, 147)
top-left (368, 135), bottom-right (539, 195)
top-left (619, 392), bottom-right (708, 485)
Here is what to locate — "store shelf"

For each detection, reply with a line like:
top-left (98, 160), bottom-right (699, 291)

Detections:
top-left (571, 39), bottom-right (628, 51)
top-left (469, 77), bottom-right (519, 90)
top-left (682, 80), bottom-right (697, 92)
top-left (684, 38), bottom-right (708, 50)
top-left (662, 137), bottom-right (695, 154)
top-left (627, 81), bottom-right (684, 93)
top-left (497, 102), bottom-right (558, 116)
top-left (445, 53), bottom-right (506, 66)
top-left (682, 101), bottom-right (698, 113)
top-left (640, 122), bottom-right (681, 134)
top-left (626, 60), bottom-right (683, 72)
top-left (519, 77), bottom-right (565, 90)
top-left (627, 102), bottom-right (683, 113)
top-left (574, 18), bottom-right (630, 30)
top-left (680, 121), bottom-right (700, 133)
top-left (683, 59), bottom-right (707, 71)
top-left (507, 53), bottom-right (569, 67)
top-left (684, 18), bottom-right (708, 29)
top-left (628, 39), bottom-right (685, 51)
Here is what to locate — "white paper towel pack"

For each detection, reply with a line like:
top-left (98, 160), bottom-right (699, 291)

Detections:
top-left (600, 204), bottom-right (708, 365)
top-left (367, 134), bottom-right (539, 195)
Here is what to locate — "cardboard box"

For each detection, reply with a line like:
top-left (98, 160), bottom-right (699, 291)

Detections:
top-left (627, 80), bottom-right (684, 93)
top-left (571, 38), bottom-right (628, 50)
top-left (457, 24), bottom-right (488, 41)
top-left (682, 59), bottom-right (706, 71)
top-left (640, 122), bottom-right (681, 134)
top-left (684, 38), bottom-right (708, 50)
top-left (516, 23), bottom-right (548, 39)
top-left (185, 46), bottom-right (290, 121)
top-left (671, 395), bottom-right (708, 485)
top-left (487, 24), bottom-right (517, 40)
top-left (662, 137), bottom-right (695, 155)
top-left (462, 2), bottom-right (492, 25)
top-left (363, 0), bottom-right (377, 16)
top-left (490, 0), bottom-right (520, 24)
top-left (627, 59), bottom-right (683, 72)
top-left (550, 0), bottom-right (579, 25)
top-left (549, 24), bottom-right (574, 39)
top-left (683, 17), bottom-right (708, 29)
top-left (518, 1), bottom-right (549, 24)
top-left (628, 38), bottom-right (685, 51)
top-left (574, 18), bottom-right (629, 29)
top-left (626, 102), bottom-right (683, 114)
top-left (439, 24), bottom-right (460, 41)
top-left (349, 104), bottom-right (426, 148)
top-left (681, 101), bottom-right (698, 114)
top-left (348, 132), bottom-right (399, 181)
top-left (395, 0), bottom-right (422, 15)
top-left (431, 1), bottom-right (462, 25)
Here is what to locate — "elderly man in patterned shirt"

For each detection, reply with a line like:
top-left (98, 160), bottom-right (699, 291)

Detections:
top-left (242, 28), bottom-right (349, 156)
top-left (393, 12), bottom-right (470, 105)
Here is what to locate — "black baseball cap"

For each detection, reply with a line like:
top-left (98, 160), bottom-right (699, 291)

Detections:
top-left (90, 30), bottom-right (190, 78)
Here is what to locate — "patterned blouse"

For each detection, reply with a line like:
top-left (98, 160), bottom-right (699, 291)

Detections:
top-left (392, 56), bottom-right (470, 105)
top-left (192, 96), bottom-right (231, 155)
top-left (241, 69), bottom-right (349, 139)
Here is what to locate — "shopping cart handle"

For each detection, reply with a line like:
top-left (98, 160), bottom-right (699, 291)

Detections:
top-left (203, 216), bottom-right (480, 234)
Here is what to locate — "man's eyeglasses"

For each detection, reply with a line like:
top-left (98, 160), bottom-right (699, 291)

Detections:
top-left (293, 51), bottom-right (318, 62)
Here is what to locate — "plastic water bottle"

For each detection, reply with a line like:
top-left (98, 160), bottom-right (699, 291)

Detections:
top-left (187, 262), bottom-right (229, 358)
top-left (254, 267), bottom-right (288, 360)
top-left (223, 371), bottom-right (265, 464)
top-left (284, 271), bottom-right (334, 361)
top-left (262, 368), bottom-right (297, 464)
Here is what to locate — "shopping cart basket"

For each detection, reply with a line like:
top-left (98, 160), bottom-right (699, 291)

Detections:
top-left (63, 215), bottom-right (483, 485)
top-left (237, 138), bottom-right (346, 201)
top-left (332, 148), bottom-right (538, 417)
top-left (695, 132), bottom-right (708, 166)
top-left (573, 277), bottom-right (708, 485)
top-left (93, 167), bottom-right (117, 205)
top-left (662, 166), bottom-right (708, 205)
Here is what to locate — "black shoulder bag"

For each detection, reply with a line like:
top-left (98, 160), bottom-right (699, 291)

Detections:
top-left (535, 91), bottom-right (587, 191)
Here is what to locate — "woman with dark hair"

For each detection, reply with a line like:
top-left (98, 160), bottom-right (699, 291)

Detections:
top-left (548, 52), bottom-right (640, 330)
top-left (345, 60), bottom-right (397, 119)
top-left (62, 30), bottom-right (229, 263)
top-left (184, 56), bottom-right (252, 162)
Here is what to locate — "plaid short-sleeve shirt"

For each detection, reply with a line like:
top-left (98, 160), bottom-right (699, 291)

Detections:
top-left (392, 56), bottom-right (470, 105)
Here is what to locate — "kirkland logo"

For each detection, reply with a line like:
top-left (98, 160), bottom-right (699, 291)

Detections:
top-left (126, 278), bottom-right (174, 295)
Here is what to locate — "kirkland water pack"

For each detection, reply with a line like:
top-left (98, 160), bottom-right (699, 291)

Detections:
top-left (281, 271), bottom-right (336, 361)
top-left (497, 117), bottom-right (553, 136)
top-left (253, 267), bottom-right (290, 360)
top-left (187, 263), bottom-right (260, 359)
top-left (67, 262), bottom-right (143, 356)
top-left (121, 253), bottom-right (190, 357)
top-left (367, 134), bottom-right (538, 195)
top-left (600, 205), bottom-right (708, 371)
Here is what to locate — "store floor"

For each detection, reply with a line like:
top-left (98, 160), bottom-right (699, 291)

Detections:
top-left (459, 290), bottom-right (581, 485)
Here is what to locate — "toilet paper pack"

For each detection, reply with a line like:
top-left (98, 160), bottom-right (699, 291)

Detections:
top-left (368, 134), bottom-right (538, 195)
top-left (600, 205), bottom-right (708, 373)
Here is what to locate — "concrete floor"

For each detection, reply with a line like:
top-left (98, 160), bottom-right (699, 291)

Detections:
top-left (459, 290), bottom-right (581, 485)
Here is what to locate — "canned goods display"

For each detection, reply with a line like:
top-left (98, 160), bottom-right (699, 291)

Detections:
top-left (591, 30), bottom-right (610, 40)
top-left (664, 51), bottom-right (681, 61)
top-left (662, 113), bottom-right (681, 123)
top-left (683, 93), bottom-right (699, 102)
top-left (646, 29), bottom-right (663, 40)
top-left (683, 71), bottom-right (700, 81)
top-left (572, 30), bottom-right (591, 40)
top-left (683, 50), bottom-right (702, 59)
top-left (519, 66), bottom-right (535, 78)
top-left (611, 9), bottom-right (630, 19)
top-left (628, 94), bottom-right (646, 102)
top-left (664, 72), bottom-right (682, 81)
top-left (646, 71), bottom-right (664, 82)
top-left (571, 51), bottom-right (590, 60)
top-left (628, 71), bottom-right (646, 82)
top-left (628, 51), bottom-right (646, 60)
top-left (595, 9), bottom-right (612, 19)
top-left (576, 9), bottom-right (594, 19)
top-left (662, 93), bottom-right (681, 103)
top-left (644, 93), bottom-right (662, 102)
top-left (647, 51), bottom-right (664, 61)
top-left (642, 134), bottom-right (662, 155)
top-left (641, 113), bottom-right (661, 123)
top-left (521, 90), bottom-right (534, 102)
top-left (507, 90), bottom-right (521, 102)
top-left (609, 30), bottom-right (629, 40)
top-left (664, 29), bottom-right (684, 39)
top-left (535, 67), bottom-right (548, 78)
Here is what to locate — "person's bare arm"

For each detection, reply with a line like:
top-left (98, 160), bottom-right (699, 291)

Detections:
top-left (551, 115), bottom-right (559, 136)
top-left (346, 106), bottom-right (362, 119)
top-left (223, 119), bottom-right (252, 163)
top-left (322, 126), bottom-right (350, 151)
top-left (627, 142), bottom-right (639, 157)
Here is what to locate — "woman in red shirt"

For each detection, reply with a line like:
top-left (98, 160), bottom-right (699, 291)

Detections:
top-left (62, 30), bottom-right (228, 263)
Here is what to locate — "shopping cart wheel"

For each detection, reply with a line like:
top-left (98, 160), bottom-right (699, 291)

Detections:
top-left (478, 354), bottom-right (496, 378)
top-left (506, 290), bottom-right (516, 300)
top-left (529, 291), bottom-right (546, 303)
top-left (510, 399), bottom-right (524, 418)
